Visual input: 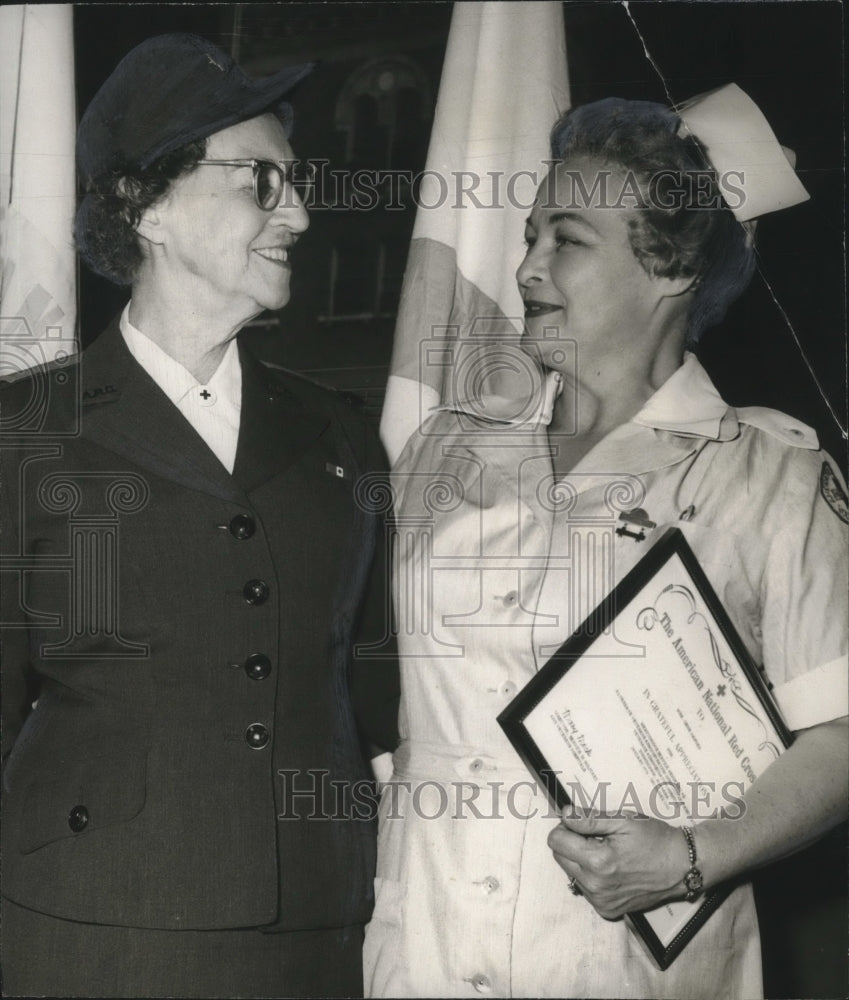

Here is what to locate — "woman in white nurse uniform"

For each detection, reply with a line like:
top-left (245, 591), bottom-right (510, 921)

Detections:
top-left (364, 86), bottom-right (848, 999)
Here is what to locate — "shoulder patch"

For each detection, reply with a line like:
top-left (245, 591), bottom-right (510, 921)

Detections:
top-left (820, 462), bottom-right (849, 525)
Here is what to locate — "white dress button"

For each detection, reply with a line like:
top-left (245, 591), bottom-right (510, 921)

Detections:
top-left (502, 591), bottom-right (518, 607)
top-left (196, 386), bottom-right (217, 407)
top-left (472, 973), bottom-right (492, 994)
top-left (482, 876), bottom-right (500, 894)
top-left (469, 758), bottom-right (484, 773)
top-left (500, 681), bottom-right (518, 699)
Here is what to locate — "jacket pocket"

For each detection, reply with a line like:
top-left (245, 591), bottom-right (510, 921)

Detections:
top-left (18, 750), bottom-right (147, 854)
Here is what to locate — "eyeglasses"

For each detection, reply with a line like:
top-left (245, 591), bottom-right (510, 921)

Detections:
top-left (196, 158), bottom-right (310, 211)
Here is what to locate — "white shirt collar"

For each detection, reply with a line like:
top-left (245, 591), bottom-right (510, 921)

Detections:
top-left (119, 302), bottom-right (241, 409)
top-left (631, 352), bottom-right (734, 439)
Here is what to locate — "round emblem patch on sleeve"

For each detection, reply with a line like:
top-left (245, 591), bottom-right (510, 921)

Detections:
top-left (820, 462), bottom-right (849, 525)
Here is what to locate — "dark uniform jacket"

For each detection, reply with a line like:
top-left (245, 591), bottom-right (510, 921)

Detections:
top-left (0, 319), bottom-right (399, 931)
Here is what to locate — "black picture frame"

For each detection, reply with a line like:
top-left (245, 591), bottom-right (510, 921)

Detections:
top-left (497, 527), bottom-right (794, 970)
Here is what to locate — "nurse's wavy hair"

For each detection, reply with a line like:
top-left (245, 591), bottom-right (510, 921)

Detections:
top-left (549, 98), bottom-right (757, 345)
top-left (74, 138), bottom-right (208, 286)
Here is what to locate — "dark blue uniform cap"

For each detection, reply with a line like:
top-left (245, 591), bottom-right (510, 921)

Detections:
top-left (77, 33), bottom-right (314, 186)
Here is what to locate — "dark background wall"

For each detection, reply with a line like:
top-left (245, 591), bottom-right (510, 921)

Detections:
top-left (73, 6), bottom-right (846, 996)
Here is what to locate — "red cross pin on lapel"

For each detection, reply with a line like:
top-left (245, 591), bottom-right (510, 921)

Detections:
top-left (325, 462), bottom-right (348, 481)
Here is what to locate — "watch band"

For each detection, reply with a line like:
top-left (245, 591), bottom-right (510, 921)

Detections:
top-left (681, 826), bottom-right (704, 902)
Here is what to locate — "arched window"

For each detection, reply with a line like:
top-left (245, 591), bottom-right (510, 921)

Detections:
top-left (335, 56), bottom-right (431, 168)
top-left (318, 56), bottom-right (432, 325)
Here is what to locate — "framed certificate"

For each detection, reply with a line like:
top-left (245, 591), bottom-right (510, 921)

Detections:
top-left (497, 527), bottom-right (793, 970)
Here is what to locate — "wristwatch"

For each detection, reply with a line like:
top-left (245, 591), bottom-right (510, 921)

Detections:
top-left (681, 826), bottom-right (704, 902)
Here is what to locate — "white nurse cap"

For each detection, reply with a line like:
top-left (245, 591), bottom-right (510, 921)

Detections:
top-left (675, 82), bottom-right (810, 222)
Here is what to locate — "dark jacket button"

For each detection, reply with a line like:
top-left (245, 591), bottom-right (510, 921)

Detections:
top-left (229, 514), bottom-right (256, 540)
top-left (68, 805), bottom-right (89, 832)
top-left (245, 723), bottom-right (270, 749)
top-left (242, 580), bottom-right (269, 605)
top-left (244, 653), bottom-right (272, 680)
